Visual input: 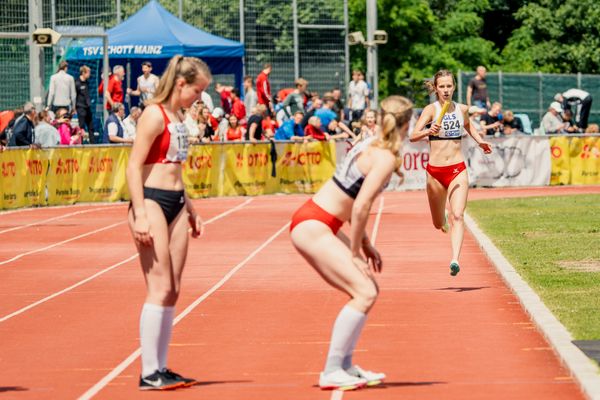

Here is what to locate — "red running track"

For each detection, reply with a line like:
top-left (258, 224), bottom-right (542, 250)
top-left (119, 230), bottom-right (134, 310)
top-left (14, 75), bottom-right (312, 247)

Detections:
top-left (1, 186), bottom-right (598, 399)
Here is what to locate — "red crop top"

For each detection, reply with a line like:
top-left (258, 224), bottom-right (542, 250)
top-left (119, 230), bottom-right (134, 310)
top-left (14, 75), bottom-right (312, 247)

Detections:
top-left (144, 105), bottom-right (189, 164)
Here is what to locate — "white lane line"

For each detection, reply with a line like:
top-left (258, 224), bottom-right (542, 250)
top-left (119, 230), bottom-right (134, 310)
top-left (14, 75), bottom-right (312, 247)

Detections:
top-left (0, 255), bottom-right (138, 323)
top-left (371, 196), bottom-right (384, 245)
top-left (0, 198), bottom-right (253, 322)
top-left (0, 201), bottom-right (124, 216)
top-left (0, 206), bottom-right (116, 235)
top-left (331, 195), bottom-right (384, 400)
top-left (77, 221), bottom-right (290, 400)
top-left (0, 221), bottom-right (125, 266)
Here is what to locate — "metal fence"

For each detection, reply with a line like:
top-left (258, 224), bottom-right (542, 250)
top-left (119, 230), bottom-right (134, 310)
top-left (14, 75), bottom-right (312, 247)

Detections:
top-left (458, 71), bottom-right (600, 129)
top-left (0, 0), bottom-right (348, 111)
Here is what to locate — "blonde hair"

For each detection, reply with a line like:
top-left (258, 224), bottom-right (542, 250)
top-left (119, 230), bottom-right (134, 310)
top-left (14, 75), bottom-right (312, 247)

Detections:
top-left (150, 55), bottom-right (212, 105)
top-left (308, 116), bottom-right (321, 127)
top-left (374, 95), bottom-right (413, 169)
top-left (585, 124), bottom-right (599, 134)
top-left (425, 69), bottom-right (455, 97)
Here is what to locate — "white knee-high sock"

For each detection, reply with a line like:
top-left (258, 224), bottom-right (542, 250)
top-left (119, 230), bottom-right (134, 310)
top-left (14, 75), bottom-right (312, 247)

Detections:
top-left (342, 316), bottom-right (366, 370)
top-left (324, 305), bottom-right (367, 374)
top-left (158, 306), bottom-right (175, 371)
top-left (140, 303), bottom-right (170, 378)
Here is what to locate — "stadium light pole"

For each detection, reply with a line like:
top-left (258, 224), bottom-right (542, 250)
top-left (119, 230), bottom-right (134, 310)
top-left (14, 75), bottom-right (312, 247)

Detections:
top-left (366, 0), bottom-right (378, 108)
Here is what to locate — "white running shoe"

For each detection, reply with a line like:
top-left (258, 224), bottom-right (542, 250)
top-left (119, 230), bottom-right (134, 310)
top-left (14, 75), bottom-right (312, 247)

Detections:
top-left (319, 369), bottom-right (367, 391)
top-left (346, 365), bottom-right (386, 386)
top-left (441, 209), bottom-right (450, 233)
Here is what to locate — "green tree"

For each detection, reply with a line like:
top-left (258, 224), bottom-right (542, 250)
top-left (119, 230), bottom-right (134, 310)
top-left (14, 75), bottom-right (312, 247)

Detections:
top-left (350, 0), bottom-right (499, 105)
top-left (501, 0), bottom-right (600, 73)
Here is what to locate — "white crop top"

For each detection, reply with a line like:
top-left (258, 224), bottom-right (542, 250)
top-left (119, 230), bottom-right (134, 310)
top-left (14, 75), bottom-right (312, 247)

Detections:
top-left (429, 101), bottom-right (464, 141)
top-left (332, 136), bottom-right (377, 199)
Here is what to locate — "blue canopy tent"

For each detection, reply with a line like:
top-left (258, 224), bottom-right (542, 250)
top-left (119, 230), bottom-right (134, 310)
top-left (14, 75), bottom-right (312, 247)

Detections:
top-left (65, 0), bottom-right (244, 96)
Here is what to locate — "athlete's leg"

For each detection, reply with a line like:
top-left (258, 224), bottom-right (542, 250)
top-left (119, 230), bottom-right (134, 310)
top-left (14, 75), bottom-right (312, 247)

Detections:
top-left (447, 170), bottom-right (469, 264)
top-left (291, 221), bottom-right (378, 389)
top-left (426, 173), bottom-right (448, 230)
top-left (128, 200), bottom-right (180, 382)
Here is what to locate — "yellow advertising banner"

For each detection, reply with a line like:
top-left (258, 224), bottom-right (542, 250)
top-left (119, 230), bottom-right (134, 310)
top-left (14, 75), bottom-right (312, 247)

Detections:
top-left (21, 148), bottom-right (51, 207)
top-left (0, 150), bottom-right (27, 209)
top-left (183, 144), bottom-right (221, 198)
top-left (276, 141), bottom-right (336, 193)
top-left (46, 147), bottom-right (86, 205)
top-left (221, 143), bottom-right (273, 196)
top-left (569, 136), bottom-right (600, 185)
top-left (79, 146), bottom-right (130, 203)
top-left (549, 136), bottom-right (570, 185)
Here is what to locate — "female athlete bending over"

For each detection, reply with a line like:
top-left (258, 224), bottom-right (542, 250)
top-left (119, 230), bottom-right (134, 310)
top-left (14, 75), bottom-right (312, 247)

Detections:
top-left (126, 56), bottom-right (211, 390)
top-left (290, 96), bottom-right (413, 391)
top-left (411, 70), bottom-right (492, 276)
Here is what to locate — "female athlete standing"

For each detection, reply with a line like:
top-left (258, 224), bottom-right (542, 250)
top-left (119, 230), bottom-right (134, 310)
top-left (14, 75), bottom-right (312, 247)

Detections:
top-left (290, 96), bottom-right (413, 391)
top-left (411, 70), bottom-right (492, 276)
top-left (126, 56), bottom-right (211, 390)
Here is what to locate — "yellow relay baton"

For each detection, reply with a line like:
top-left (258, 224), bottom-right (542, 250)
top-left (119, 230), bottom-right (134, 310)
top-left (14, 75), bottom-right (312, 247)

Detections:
top-left (436, 100), bottom-right (451, 125)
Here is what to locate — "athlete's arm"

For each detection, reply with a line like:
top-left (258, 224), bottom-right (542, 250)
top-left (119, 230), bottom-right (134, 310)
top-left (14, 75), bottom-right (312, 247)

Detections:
top-left (350, 151), bottom-right (394, 273)
top-left (125, 105), bottom-right (164, 246)
top-left (410, 104), bottom-right (439, 142)
top-left (185, 194), bottom-right (203, 238)
top-left (461, 105), bottom-right (492, 154)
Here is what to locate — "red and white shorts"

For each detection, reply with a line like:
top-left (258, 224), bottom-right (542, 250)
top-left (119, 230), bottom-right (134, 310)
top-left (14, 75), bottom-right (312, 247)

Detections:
top-left (426, 161), bottom-right (467, 189)
top-left (290, 198), bottom-right (344, 234)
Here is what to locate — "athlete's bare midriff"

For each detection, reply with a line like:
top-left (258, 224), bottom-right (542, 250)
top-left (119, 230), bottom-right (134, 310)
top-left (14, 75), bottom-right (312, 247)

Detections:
top-left (428, 139), bottom-right (464, 166)
top-left (141, 163), bottom-right (184, 191)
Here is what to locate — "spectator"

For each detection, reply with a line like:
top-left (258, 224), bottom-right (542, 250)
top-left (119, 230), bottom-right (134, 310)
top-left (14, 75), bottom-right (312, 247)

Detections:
top-left (54, 108), bottom-right (72, 145)
top-left (304, 116), bottom-right (328, 141)
top-left (200, 106), bottom-right (216, 140)
top-left (69, 125), bottom-right (83, 145)
top-left (48, 60), bottom-right (76, 113)
top-left (226, 114), bottom-right (245, 141)
top-left (99, 65), bottom-right (125, 110)
top-left (123, 106), bottom-right (142, 141)
top-left (261, 115), bottom-right (277, 139)
top-left (34, 110), bottom-right (60, 147)
top-left (0, 109), bottom-right (20, 146)
top-left (466, 66), bottom-right (491, 109)
top-left (331, 87), bottom-right (345, 120)
top-left (481, 102), bottom-right (503, 136)
top-left (185, 101), bottom-right (201, 143)
top-left (8, 102), bottom-right (37, 147)
top-left (200, 90), bottom-right (214, 112)
top-left (585, 124), bottom-right (599, 134)
top-left (353, 109), bottom-right (380, 143)
top-left (501, 110), bottom-right (524, 135)
top-left (541, 102), bottom-right (566, 134)
top-left (215, 83), bottom-right (233, 115)
top-left (212, 107), bottom-right (228, 141)
top-left (246, 104), bottom-right (267, 142)
top-left (301, 97), bottom-right (323, 128)
top-left (555, 89), bottom-right (592, 130)
top-left (75, 65), bottom-right (94, 140)
top-left (347, 70), bottom-right (369, 122)
top-left (243, 75), bottom-right (258, 115)
top-left (560, 109), bottom-right (581, 134)
top-left (103, 103), bottom-right (132, 144)
top-left (275, 111), bottom-right (305, 141)
top-left (127, 61), bottom-right (159, 108)
top-left (283, 78), bottom-right (308, 118)
top-left (196, 116), bottom-right (208, 143)
top-left (316, 94), bottom-right (355, 138)
top-left (468, 105), bottom-right (487, 137)
top-left (256, 63), bottom-right (274, 116)
top-left (230, 88), bottom-right (246, 123)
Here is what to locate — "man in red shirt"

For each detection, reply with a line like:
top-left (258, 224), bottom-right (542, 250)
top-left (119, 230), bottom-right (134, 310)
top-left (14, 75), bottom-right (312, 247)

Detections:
top-left (256, 63), bottom-right (274, 116)
top-left (99, 65), bottom-right (125, 110)
top-left (230, 88), bottom-right (246, 124)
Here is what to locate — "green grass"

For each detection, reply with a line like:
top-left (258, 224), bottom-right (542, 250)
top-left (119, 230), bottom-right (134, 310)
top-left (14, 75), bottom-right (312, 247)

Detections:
top-left (468, 194), bottom-right (600, 339)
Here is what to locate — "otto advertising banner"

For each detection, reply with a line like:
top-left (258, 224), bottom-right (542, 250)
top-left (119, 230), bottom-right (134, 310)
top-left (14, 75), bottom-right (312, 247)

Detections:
top-left (549, 136), bottom-right (571, 185)
top-left (569, 136), bottom-right (600, 185)
top-left (465, 136), bottom-right (551, 187)
top-left (47, 147), bottom-right (130, 205)
top-left (221, 143), bottom-right (273, 196)
top-left (0, 149), bottom-right (51, 209)
top-left (183, 144), bottom-right (221, 198)
top-left (276, 141), bottom-right (336, 194)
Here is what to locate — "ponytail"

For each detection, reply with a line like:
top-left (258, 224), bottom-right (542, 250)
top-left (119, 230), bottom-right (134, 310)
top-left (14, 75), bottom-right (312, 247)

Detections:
top-left (373, 95), bottom-right (413, 169)
top-left (149, 55), bottom-right (212, 106)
